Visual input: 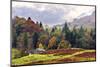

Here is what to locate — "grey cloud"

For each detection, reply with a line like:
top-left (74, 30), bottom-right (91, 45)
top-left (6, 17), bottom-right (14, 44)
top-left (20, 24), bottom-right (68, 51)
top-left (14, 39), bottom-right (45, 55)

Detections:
top-left (12, 6), bottom-right (65, 26)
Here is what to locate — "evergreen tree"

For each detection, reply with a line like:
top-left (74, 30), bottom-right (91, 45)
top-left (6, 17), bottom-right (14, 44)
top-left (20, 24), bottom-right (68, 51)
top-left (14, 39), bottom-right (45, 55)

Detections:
top-left (69, 26), bottom-right (78, 47)
top-left (75, 26), bottom-right (92, 49)
top-left (16, 24), bottom-right (22, 36)
top-left (76, 26), bottom-right (85, 48)
top-left (12, 31), bottom-right (17, 48)
top-left (40, 21), bottom-right (43, 28)
top-left (90, 28), bottom-right (96, 49)
top-left (62, 22), bottom-right (70, 33)
top-left (62, 22), bottom-right (70, 40)
top-left (32, 32), bottom-right (39, 49)
top-left (79, 26), bottom-right (85, 37)
top-left (51, 27), bottom-right (55, 32)
top-left (23, 32), bottom-right (28, 49)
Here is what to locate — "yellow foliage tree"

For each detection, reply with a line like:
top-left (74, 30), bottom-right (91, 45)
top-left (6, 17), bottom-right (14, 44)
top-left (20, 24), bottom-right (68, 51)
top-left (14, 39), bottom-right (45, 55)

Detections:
top-left (57, 40), bottom-right (71, 49)
top-left (48, 36), bottom-right (56, 49)
top-left (38, 43), bottom-right (44, 49)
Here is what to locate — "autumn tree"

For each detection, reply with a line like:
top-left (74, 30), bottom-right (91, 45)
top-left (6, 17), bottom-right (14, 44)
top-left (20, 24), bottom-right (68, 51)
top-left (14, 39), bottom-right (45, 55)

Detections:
top-left (48, 36), bottom-right (57, 49)
top-left (57, 39), bottom-right (71, 49)
top-left (38, 34), bottom-right (49, 48)
top-left (38, 43), bottom-right (44, 49)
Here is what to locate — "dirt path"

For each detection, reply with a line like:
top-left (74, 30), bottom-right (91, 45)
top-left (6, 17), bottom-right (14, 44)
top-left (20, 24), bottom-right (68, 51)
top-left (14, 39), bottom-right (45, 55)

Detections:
top-left (63, 50), bottom-right (95, 58)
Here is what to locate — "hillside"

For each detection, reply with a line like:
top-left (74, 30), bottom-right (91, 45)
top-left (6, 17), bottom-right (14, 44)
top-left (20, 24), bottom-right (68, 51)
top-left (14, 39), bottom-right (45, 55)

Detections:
top-left (12, 16), bottom-right (43, 33)
top-left (70, 11), bottom-right (95, 28)
top-left (54, 11), bottom-right (95, 29)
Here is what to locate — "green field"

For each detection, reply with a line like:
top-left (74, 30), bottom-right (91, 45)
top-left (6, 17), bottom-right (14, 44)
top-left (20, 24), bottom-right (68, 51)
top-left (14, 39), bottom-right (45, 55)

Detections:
top-left (12, 48), bottom-right (96, 66)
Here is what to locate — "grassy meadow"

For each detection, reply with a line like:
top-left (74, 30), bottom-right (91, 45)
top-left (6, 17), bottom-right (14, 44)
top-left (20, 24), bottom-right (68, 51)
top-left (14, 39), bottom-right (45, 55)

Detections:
top-left (12, 48), bottom-right (96, 66)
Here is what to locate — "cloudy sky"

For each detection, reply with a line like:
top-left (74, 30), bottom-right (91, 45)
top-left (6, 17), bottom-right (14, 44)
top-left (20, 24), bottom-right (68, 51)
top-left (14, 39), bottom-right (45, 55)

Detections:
top-left (12, 1), bottom-right (95, 27)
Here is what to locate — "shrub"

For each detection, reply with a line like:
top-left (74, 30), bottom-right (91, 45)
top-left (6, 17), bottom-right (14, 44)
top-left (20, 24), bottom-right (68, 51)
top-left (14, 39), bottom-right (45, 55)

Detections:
top-left (12, 48), bottom-right (22, 59)
top-left (12, 48), bottom-right (28, 59)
